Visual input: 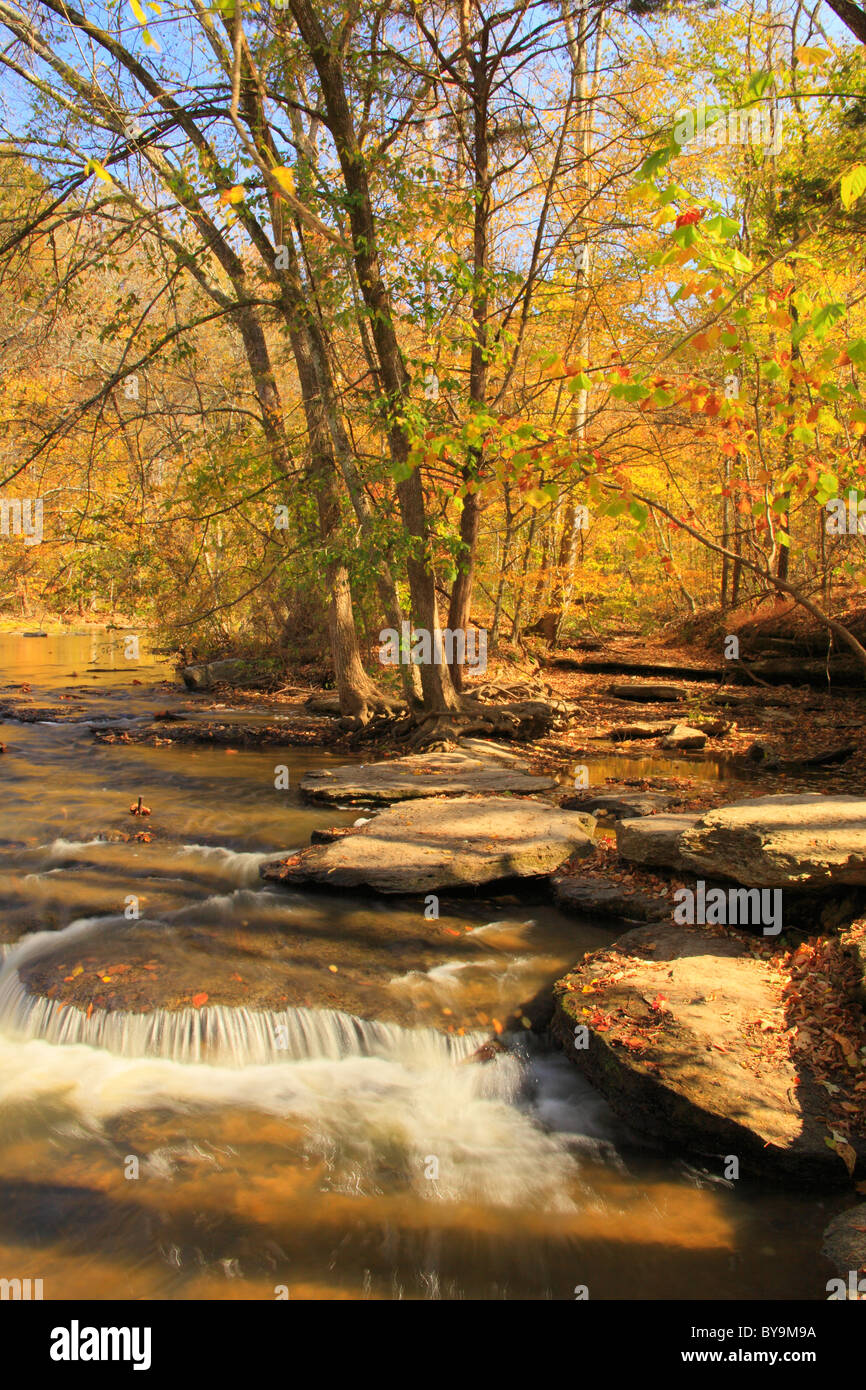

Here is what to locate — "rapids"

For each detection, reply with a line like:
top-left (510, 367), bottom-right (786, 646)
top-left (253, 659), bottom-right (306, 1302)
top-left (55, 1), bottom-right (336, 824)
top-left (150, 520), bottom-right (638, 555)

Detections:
top-left (0, 632), bottom-right (840, 1299)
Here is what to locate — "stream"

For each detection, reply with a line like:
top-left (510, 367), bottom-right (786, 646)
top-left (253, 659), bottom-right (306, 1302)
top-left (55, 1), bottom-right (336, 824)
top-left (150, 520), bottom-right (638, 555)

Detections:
top-left (0, 632), bottom-right (841, 1300)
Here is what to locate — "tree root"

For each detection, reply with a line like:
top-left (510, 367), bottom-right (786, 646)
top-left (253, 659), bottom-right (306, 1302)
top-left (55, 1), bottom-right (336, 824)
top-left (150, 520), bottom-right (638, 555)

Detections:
top-left (345, 697), bottom-right (559, 750)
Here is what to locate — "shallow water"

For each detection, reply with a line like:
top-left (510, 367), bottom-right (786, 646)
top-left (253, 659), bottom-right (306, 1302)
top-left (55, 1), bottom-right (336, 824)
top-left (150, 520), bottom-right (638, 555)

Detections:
top-left (0, 632), bottom-right (843, 1299)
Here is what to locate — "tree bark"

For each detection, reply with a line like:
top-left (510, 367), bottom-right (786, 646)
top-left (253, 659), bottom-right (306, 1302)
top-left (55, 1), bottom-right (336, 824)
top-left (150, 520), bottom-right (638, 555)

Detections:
top-left (289, 0), bottom-right (460, 714)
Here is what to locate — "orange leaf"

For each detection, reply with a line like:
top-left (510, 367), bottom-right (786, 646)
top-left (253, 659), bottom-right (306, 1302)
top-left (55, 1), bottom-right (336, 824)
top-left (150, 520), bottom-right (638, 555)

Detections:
top-left (191, 992), bottom-right (208, 1008)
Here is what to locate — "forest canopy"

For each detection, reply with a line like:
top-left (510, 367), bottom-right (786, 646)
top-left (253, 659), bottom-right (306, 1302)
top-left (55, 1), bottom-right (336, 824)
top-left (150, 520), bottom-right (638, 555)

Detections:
top-left (1, 0), bottom-right (866, 719)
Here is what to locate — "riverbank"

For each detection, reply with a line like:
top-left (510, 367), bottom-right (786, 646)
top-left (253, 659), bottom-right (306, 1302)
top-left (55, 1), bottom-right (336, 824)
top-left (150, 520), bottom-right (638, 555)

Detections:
top-left (2, 629), bottom-right (866, 1296)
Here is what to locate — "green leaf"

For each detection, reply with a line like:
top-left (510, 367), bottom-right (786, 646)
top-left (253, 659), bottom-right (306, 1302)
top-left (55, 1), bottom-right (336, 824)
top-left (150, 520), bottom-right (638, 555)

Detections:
top-left (812, 302), bottom-right (846, 342)
top-left (637, 146), bottom-right (676, 181)
top-left (621, 382), bottom-right (652, 402)
top-left (672, 223), bottom-right (698, 248)
top-left (846, 337), bottom-right (866, 369)
top-left (746, 71), bottom-right (774, 100)
top-left (816, 470), bottom-right (839, 502)
top-left (567, 372), bottom-right (593, 393)
top-left (702, 214), bottom-right (739, 240)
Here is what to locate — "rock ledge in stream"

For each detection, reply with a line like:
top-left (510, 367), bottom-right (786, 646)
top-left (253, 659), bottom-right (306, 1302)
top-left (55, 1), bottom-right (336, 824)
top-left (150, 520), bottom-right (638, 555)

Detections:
top-left (679, 794), bottom-right (866, 888)
top-left (298, 746), bottom-right (555, 804)
top-left (608, 682), bottom-right (685, 702)
top-left (553, 924), bottom-right (864, 1183)
top-left (615, 814), bottom-right (699, 868)
top-left (561, 785), bottom-right (674, 819)
top-left (551, 874), bottom-right (670, 922)
top-left (262, 795), bottom-right (595, 894)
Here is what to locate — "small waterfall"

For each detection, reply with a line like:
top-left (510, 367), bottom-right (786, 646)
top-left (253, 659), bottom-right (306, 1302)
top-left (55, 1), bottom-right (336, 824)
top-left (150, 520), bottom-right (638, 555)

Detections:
top-left (0, 927), bottom-right (486, 1066)
top-left (178, 843), bottom-right (290, 887)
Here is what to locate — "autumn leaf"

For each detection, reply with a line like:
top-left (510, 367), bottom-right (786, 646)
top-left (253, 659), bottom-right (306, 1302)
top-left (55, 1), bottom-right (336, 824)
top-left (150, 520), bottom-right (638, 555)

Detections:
top-left (675, 208), bottom-right (703, 229)
top-left (271, 166), bottom-right (295, 198)
top-left (191, 992), bottom-right (208, 1007)
top-left (86, 158), bottom-right (113, 184)
top-left (841, 165), bottom-right (866, 211)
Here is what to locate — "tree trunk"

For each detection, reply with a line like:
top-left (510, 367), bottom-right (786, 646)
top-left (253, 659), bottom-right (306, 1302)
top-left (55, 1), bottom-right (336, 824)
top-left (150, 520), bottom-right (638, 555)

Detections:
top-left (290, 0), bottom-right (460, 714)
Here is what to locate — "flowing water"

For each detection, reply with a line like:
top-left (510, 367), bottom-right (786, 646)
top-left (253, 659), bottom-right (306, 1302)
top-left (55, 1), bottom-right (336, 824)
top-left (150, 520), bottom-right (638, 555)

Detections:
top-left (0, 632), bottom-right (842, 1300)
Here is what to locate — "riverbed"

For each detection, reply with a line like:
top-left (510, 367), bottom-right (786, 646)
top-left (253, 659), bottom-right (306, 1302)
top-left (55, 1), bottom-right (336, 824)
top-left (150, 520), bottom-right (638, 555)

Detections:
top-left (0, 632), bottom-right (842, 1299)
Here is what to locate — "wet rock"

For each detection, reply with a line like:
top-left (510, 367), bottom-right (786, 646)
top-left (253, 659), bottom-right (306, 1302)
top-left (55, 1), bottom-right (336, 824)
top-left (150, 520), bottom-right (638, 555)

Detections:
top-left (608, 721), bottom-right (676, 741)
top-left (615, 813), bottom-right (700, 869)
top-left (679, 794), bottom-right (866, 889)
top-left (299, 748), bottom-right (556, 805)
top-left (660, 723), bottom-right (707, 751)
top-left (553, 923), bottom-right (864, 1183)
top-left (710, 690), bottom-right (754, 708)
top-left (561, 786), bottom-right (674, 819)
top-left (551, 874), bottom-right (669, 921)
top-left (822, 1205), bottom-right (866, 1292)
top-left (304, 693), bottom-right (343, 715)
top-left (688, 717), bottom-right (731, 737)
top-left (262, 795), bottom-right (596, 894)
top-left (608, 682), bottom-right (686, 702)
top-left (181, 659), bottom-right (251, 690)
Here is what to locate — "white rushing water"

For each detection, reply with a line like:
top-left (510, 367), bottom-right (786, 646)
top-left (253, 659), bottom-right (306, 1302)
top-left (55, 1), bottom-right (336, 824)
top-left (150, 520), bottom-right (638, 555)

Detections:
top-left (0, 913), bottom-right (605, 1211)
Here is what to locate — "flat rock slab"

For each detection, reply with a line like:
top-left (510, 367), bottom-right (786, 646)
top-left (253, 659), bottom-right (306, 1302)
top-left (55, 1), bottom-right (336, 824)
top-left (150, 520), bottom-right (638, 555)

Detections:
top-left (262, 795), bottom-right (595, 894)
top-left (562, 786), bottom-right (674, 819)
top-left (553, 924), bottom-right (862, 1183)
top-left (299, 749), bottom-right (556, 804)
top-left (552, 874), bottom-right (669, 922)
top-left (616, 813), bottom-right (699, 868)
top-left (608, 682), bottom-right (686, 702)
top-left (679, 794), bottom-right (866, 888)
top-left (608, 721), bottom-right (676, 741)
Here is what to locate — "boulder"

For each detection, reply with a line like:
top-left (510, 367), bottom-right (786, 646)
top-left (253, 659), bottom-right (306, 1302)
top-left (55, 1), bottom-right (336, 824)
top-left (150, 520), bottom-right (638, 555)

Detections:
top-left (552, 874), bottom-right (669, 921)
top-left (660, 722), bottom-right (707, 751)
top-left (822, 1205), bottom-right (866, 1293)
top-left (608, 721), bottom-right (676, 741)
top-left (261, 795), bottom-right (596, 894)
top-left (615, 813), bottom-right (699, 869)
top-left (561, 785), bottom-right (674, 819)
top-left (299, 748), bottom-right (556, 804)
top-left (181, 658), bottom-right (250, 690)
top-left (553, 924), bottom-right (864, 1183)
top-left (679, 794), bottom-right (866, 888)
top-left (608, 682), bottom-right (685, 702)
